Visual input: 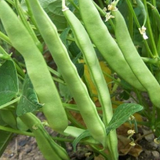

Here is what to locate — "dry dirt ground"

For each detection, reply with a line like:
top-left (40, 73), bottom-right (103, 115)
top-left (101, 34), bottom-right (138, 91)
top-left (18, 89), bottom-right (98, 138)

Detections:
top-left (1, 125), bottom-right (160, 160)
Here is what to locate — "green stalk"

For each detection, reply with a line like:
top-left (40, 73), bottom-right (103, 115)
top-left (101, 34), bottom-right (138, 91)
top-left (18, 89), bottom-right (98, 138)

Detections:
top-left (14, 0), bottom-right (42, 51)
top-left (65, 110), bottom-right (85, 129)
top-left (142, 0), bottom-right (158, 58)
top-left (152, 0), bottom-right (156, 6)
top-left (0, 125), bottom-right (34, 136)
top-left (142, 56), bottom-right (159, 64)
top-left (68, 0), bottom-right (79, 10)
top-left (0, 31), bottom-right (11, 45)
top-left (98, 0), bottom-right (104, 8)
top-left (126, 0), bottom-right (153, 58)
top-left (128, 2), bottom-right (134, 39)
top-left (0, 97), bottom-right (20, 109)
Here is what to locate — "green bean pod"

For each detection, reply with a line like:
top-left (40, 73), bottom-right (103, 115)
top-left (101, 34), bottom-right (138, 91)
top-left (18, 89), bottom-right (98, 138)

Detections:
top-left (26, 0), bottom-right (106, 146)
top-left (62, 5), bottom-right (118, 159)
top-left (20, 113), bottom-right (69, 160)
top-left (112, 9), bottom-right (160, 108)
top-left (0, 109), bottom-right (17, 128)
top-left (79, 0), bottom-right (146, 92)
top-left (0, 0), bottom-right (68, 132)
top-left (62, 4), bottom-right (112, 128)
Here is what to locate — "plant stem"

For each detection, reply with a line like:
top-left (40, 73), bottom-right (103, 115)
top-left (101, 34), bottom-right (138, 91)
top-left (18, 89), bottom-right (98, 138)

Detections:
top-left (142, 0), bottom-right (159, 58)
top-left (0, 97), bottom-right (20, 109)
top-left (0, 125), bottom-right (34, 136)
top-left (126, 0), bottom-right (153, 58)
top-left (0, 31), bottom-right (11, 45)
top-left (97, 0), bottom-right (104, 8)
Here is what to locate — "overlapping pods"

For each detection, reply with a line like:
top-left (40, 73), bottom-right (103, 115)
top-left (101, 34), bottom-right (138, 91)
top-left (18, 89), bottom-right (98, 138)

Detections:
top-left (0, 0), bottom-right (68, 132)
top-left (62, 3), bottom-right (118, 159)
top-left (111, 8), bottom-right (160, 108)
top-left (79, 0), bottom-right (146, 92)
top-left (26, 0), bottom-right (106, 146)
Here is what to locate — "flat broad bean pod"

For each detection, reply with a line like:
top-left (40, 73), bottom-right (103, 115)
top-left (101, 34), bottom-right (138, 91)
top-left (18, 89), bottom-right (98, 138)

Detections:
top-left (111, 7), bottom-right (160, 108)
top-left (0, 0), bottom-right (68, 132)
top-left (0, 109), bottom-right (17, 128)
top-left (79, 0), bottom-right (146, 92)
top-left (26, 0), bottom-right (106, 146)
top-left (62, 3), bottom-right (118, 159)
top-left (20, 113), bottom-right (69, 160)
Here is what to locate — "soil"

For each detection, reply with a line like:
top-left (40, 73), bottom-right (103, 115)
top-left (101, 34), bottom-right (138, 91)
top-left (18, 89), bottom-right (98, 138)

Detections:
top-left (1, 95), bottom-right (160, 160)
top-left (1, 125), bottom-right (160, 160)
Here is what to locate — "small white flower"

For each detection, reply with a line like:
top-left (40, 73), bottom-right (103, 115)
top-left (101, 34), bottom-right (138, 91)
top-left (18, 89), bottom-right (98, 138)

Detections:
top-left (108, 4), bottom-right (117, 11)
top-left (139, 26), bottom-right (148, 40)
top-left (108, 0), bottom-right (118, 11)
top-left (130, 141), bottom-right (136, 146)
top-left (105, 12), bottom-right (115, 21)
top-left (154, 138), bottom-right (160, 144)
top-left (103, 7), bottom-right (107, 12)
top-left (127, 129), bottom-right (135, 135)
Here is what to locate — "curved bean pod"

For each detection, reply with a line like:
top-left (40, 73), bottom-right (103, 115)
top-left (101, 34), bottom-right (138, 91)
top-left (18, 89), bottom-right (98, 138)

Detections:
top-left (112, 8), bottom-right (160, 108)
top-left (62, 3), bottom-right (112, 128)
top-left (20, 113), bottom-right (69, 160)
top-left (79, 0), bottom-right (146, 92)
top-left (62, 4), bottom-right (118, 158)
top-left (0, 0), bottom-right (68, 132)
top-left (26, 0), bottom-right (106, 146)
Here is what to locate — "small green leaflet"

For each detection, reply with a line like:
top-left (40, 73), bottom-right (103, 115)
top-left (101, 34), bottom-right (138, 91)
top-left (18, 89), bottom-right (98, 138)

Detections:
top-left (72, 130), bottom-right (91, 151)
top-left (60, 27), bottom-right (71, 49)
top-left (16, 75), bottom-right (43, 116)
top-left (0, 60), bottom-right (18, 106)
top-left (106, 103), bottom-right (143, 135)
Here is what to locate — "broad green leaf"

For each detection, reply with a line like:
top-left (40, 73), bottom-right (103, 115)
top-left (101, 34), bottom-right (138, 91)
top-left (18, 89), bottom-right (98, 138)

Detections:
top-left (47, 0), bottom-right (67, 30)
top-left (0, 130), bottom-right (12, 157)
top-left (16, 75), bottom-right (43, 116)
top-left (22, 0), bottom-right (67, 29)
top-left (0, 60), bottom-right (18, 106)
top-left (106, 103), bottom-right (143, 134)
top-left (39, 0), bottom-right (56, 11)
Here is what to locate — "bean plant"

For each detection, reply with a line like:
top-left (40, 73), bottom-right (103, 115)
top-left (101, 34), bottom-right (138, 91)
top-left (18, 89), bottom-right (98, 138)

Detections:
top-left (0, 0), bottom-right (159, 159)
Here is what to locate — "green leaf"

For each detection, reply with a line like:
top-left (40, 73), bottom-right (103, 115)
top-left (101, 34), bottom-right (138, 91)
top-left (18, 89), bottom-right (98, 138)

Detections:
top-left (60, 27), bottom-right (71, 49)
top-left (69, 41), bottom-right (81, 58)
top-left (74, 63), bottom-right (84, 78)
top-left (16, 75), bottom-right (43, 116)
top-left (72, 130), bottom-right (91, 151)
top-left (0, 130), bottom-right (12, 157)
top-left (0, 60), bottom-right (18, 106)
top-left (106, 103), bottom-right (143, 134)
top-left (47, 0), bottom-right (67, 30)
top-left (38, 0), bottom-right (56, 11)
top-left (59, 83), bottom-right (72, 102)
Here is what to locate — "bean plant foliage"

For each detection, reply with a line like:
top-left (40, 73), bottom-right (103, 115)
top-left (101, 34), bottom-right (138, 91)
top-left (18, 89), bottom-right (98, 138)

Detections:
top-left (0, 0), bottom-right (159, 159)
